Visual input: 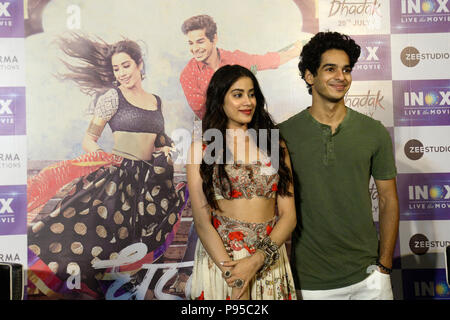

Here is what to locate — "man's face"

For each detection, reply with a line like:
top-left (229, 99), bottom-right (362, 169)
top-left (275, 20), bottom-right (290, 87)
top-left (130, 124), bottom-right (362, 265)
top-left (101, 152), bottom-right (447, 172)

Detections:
top-left (186, 29), bottom-right (217, 63)
top-left (306, 49), bottom-right (352, 103)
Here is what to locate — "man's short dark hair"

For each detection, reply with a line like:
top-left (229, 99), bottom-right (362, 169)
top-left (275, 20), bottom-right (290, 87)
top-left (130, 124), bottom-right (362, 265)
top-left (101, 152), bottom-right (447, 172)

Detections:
top-left (298, 31), bottom-right (361, 94)
top-left (181, 15), bottom-right (217, 42)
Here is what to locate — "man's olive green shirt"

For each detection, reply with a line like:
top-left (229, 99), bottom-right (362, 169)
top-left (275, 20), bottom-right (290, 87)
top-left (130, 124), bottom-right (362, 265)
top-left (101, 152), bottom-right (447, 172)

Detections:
top-left (279, 107), bottom-right (397, 290)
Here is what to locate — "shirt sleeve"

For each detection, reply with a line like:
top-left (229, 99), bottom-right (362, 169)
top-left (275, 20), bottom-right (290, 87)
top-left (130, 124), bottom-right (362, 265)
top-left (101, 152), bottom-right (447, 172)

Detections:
top-left (180, 67), bottom-right (206, 119)
top-left (371, 122), bottom-right (397, 180)
top-left (226, 50), bottom-right (281, 72)
top-left (94, 88), bottom-right (119, 121)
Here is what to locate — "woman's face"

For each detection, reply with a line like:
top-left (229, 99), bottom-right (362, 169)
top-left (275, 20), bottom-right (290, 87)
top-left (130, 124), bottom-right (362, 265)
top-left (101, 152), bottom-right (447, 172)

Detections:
top-left (111, 52), bottom-right (142, 89)
top-left (223, 76), bottom-right (257, 130)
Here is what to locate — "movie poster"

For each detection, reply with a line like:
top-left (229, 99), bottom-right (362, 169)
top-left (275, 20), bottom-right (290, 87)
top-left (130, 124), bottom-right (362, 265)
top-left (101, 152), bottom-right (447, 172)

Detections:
top-left (24, 0), bottom-right (316, 300)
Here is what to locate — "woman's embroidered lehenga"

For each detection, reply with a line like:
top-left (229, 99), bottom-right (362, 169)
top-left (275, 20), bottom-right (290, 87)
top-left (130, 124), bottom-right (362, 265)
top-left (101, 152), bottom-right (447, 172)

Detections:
top-left (27, 89), bottom-right (188, 299)
top-left (190, 214), bottom-right (296, 300)
top-left (190, 161), bottom-right (297, 300)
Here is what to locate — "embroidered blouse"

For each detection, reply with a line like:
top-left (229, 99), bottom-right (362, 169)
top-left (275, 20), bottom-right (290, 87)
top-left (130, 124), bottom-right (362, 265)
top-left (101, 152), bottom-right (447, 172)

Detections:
top-left (212, 159), bottom-right (279, 200)
top-left (93, 88), bottom-right (164, 134)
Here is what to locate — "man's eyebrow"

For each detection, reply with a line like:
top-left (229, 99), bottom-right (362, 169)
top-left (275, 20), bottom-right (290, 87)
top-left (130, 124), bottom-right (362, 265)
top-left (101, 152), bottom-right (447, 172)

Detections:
top-left (320, 63), bottom-right (351, 69)
top-left (320, 63), bottom-right (337, 69)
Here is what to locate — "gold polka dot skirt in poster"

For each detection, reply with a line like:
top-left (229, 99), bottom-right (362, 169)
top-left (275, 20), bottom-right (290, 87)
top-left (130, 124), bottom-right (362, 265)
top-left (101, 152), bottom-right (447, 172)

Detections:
top-left (27, 153), bottom-right (187, 298)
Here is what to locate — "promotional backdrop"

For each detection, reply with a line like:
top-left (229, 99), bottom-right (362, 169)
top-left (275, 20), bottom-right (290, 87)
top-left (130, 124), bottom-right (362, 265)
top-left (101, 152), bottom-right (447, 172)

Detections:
top-left (0, 0), bottom-right (449, 300)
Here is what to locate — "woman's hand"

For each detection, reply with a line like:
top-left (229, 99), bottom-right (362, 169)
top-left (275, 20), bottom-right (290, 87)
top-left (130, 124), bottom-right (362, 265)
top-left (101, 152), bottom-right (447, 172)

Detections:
top-left (221, 251), bottom-right (265, 299)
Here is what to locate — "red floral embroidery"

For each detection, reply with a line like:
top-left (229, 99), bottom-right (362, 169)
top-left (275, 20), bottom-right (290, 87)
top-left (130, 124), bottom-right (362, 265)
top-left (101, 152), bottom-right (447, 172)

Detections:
top-left (226, 296), bottom-right (231, 300)
top-left (196, 291), bottom-right (205, 300)
top-left (228, 231), bottom-right (244, 241)
top-left (266, 225), bottom-right (273, 235)
top-left (212, 216), bottom-right (221, 229)
top-left (271, 183), bottom-right (278, 191)
top-left (202, 144), bottom-right (207, 151)
top-left (230, 241), bottom-right (244, 251)
top-left (265, 161), bottom-right (272, 167)
top-left (244, 244), bottom-right (256, 254)
top-left (229, 190), bottom-right (243, 198)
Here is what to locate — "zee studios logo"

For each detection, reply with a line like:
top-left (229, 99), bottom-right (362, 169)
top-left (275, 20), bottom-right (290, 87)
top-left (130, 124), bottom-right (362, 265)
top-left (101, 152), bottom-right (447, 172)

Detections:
top-left (401, 46), bottom-right (449, 67)
top-left (404, 139), bottom-right (450, 160)
top-left (409, 233), bottom-right (450, 255)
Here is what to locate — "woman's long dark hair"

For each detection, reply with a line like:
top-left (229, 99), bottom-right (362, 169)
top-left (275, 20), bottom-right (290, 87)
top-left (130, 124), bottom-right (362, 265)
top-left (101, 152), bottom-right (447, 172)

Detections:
top-left (57, 33), bottom-right (144, 96)
top-left (200, 64), bottom-right (293, 211)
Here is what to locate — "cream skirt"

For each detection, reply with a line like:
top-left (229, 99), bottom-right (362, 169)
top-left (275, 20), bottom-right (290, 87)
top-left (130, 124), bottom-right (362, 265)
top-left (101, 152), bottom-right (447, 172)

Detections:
top-left (190, 213), bottom-right (296, 300)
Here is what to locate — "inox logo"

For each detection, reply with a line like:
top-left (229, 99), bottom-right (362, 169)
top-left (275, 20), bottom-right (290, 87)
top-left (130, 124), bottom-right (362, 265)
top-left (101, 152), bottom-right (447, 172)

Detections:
top-left (360, 46), bottom-right (379, 61)
top-left (0, 2), bottom-right (10, 17)
top-left (408, 185), bottom-right (450, 200)
top-left (0, 198), bottom-right (13, 214)
top-left (404, 90), bottom-right (450, 106)
top-left (401, 0), bottom-right (449, 14)
top-left (414, 281), bottom-right (450, 297)
top-left (0, 99), bottom-right (13, 115)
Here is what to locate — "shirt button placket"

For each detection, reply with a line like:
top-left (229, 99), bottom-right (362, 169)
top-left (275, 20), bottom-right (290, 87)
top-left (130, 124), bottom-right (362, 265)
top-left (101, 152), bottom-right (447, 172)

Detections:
top-left (322, 127), bottom-right (331, 165)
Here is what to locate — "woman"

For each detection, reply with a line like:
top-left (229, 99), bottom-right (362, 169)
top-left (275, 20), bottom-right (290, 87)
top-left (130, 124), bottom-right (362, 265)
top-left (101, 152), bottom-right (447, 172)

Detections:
top-left (187, 65), bottom-right (297, 300)
top-left (27, 34), bottom-right (187, 299)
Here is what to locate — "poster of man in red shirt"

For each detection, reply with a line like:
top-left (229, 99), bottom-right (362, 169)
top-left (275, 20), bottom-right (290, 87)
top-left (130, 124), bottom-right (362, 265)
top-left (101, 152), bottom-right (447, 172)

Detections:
top-left (179, 14), bottom-right (307, 119)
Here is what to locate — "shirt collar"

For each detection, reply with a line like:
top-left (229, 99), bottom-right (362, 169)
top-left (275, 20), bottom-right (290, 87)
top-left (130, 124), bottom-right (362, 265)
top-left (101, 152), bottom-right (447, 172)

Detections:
top-left (193, 48), bottom-right (223, 71)
top-left (304, 106), bottom-right (352, 133)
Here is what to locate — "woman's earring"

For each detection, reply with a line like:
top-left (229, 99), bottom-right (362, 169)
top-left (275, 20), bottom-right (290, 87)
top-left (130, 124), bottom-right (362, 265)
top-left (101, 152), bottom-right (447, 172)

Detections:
top-left (141, 70), bottom-right (145, 80)
top-left (112, 80), bottom-right (119, 87)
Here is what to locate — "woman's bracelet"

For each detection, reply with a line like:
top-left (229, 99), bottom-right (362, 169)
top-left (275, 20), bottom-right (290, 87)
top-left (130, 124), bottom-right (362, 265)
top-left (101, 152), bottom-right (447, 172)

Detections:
top-left (95, 148), bottom-right (105, 152)
top-left (255, 236), bottom-right (280, 276)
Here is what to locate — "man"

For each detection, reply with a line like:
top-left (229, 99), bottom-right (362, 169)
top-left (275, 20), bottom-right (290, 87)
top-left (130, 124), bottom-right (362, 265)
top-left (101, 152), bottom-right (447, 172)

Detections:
top-left (180, 14), bottom-right (303, 119)
top-left (279, 31), bottom-right (399, 300)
